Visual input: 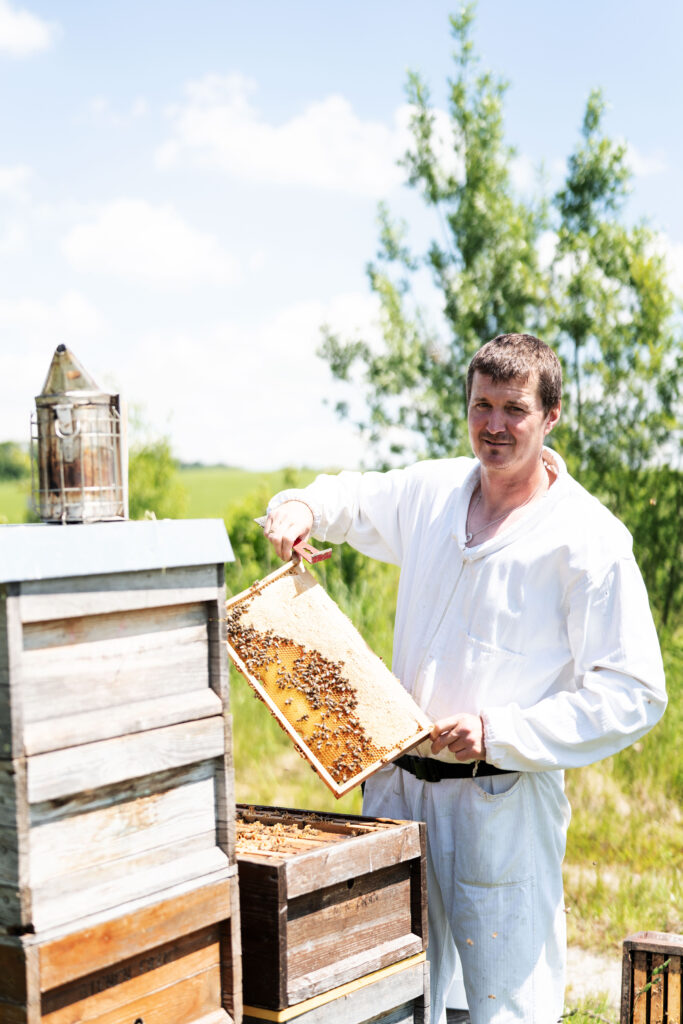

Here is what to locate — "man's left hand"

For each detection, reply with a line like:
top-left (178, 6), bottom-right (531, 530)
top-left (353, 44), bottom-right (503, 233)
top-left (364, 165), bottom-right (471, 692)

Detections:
top-left (430, 714), bottom-right (486, 760)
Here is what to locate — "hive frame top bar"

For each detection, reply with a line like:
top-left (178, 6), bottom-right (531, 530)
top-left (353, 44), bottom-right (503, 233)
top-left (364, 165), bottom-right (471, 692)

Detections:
top-left (225, 560), bottom-right (431, 798)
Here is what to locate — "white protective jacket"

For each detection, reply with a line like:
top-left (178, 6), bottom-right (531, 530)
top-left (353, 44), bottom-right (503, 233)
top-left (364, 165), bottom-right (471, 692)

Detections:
top-left (270, 450), bottom-right (666, 770)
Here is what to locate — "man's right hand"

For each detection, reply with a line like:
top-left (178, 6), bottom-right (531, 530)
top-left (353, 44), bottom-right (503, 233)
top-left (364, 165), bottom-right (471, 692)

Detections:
top-left (263, 500), bottom-right (314, 562)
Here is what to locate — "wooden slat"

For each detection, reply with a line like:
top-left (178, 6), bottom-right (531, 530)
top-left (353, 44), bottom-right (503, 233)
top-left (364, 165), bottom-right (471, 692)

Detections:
top-left (20, 604), bottom-right (210, 723)
top-left (632, 950), bottom-right (649, 1024)
top-left (38, 875), bottom-right (236, 990)
top-left (18, 564), bottom-right (220, 623)
top-left (23, 688), bottom-right (222, 756)
top-left (41, 925), bottom-right (221, 1024)
top-left (32, 845), bottom-right (230, 935)
top-left (29, 772), bottom-right (219, 885)
top-left (669, 955), bottom-right (682, 1024)
top-left (26, 717), bottom-right (225, 803)
top-left (208, 584), bottom-right (236, 862)
top-left (238, 859), bottom-right (287, 1010)
top-left (285, 824), bottom-right (422, 898)
top-left (650, 952), bottom-right (666, 1024)
top-left (221, 867), bottom-right (243, 1024)
top-left (243, 953), bottom-right (426, 1024)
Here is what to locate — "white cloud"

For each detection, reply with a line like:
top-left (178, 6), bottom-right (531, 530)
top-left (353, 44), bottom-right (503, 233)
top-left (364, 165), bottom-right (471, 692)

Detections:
top-left (0, 292), bottom-right (107, 444)
top-left (157, 73), bottom-right (409, 197)
top-left (120, 292), bottom-right (381, 469)
top-left (625, 143), bottom-right (668, 179)
top-left (0, 163), bottom-right (32, 199)
top-left (0, 0), bottom-right (58, 56)
top-left (653, 233), bottom-right (683, 297)
top-left (86, 94), bottom-right (149, 124)
top-left (62, 199), bottom-right (240, 286)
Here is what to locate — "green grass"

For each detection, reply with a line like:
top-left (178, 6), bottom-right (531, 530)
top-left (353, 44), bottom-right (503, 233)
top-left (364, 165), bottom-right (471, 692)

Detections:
top-left (0, 477), bottom-right (32, 523)
top-left (179, 465), bottom-right (319, 520)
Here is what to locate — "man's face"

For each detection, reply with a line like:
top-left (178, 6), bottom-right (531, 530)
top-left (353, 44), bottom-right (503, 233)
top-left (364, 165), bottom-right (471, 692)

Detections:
top-left (467, 371), bottom-right (560, 477)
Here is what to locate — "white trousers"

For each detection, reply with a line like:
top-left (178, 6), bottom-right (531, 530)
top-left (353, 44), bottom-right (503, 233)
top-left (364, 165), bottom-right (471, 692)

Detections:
top-left (363, 764), bottom-right (571, 1024)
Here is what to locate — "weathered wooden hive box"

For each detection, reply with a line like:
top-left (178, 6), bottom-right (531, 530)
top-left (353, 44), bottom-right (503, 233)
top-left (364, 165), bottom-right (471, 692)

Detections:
top-left (235, 804), bottom-right (427, 1017)
top-left (621, 931), bottom-right (683, 1024)
top-left (0, 520), bottom-right (242, 1024)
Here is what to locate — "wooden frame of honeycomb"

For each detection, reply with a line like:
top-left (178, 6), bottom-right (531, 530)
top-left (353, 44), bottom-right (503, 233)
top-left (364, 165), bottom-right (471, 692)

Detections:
top-left (226, 560), bottom-right (432, 797)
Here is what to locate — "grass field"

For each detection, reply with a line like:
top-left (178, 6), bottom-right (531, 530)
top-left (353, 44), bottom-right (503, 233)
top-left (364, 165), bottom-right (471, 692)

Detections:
top-left (2, 460), bottom-right (680, 991)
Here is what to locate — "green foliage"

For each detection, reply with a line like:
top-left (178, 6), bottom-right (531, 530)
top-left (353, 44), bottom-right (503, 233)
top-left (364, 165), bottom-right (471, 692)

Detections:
top-left (319, 6), bottom-right (683, 629)
top-left (127, 438), bottom-right (188, 520)
top-left (0, 441), bottom-right (30, 481)
top-left (320, 4), bottom-right (545, 463)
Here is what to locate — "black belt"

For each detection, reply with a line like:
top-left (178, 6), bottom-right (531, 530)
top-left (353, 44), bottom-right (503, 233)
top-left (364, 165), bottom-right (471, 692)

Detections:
top-left (394, 754), bottom-right (515, 782)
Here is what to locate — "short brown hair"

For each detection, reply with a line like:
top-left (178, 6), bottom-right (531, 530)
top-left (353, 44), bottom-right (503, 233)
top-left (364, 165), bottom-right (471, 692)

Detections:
top-left (466, 333), bottom-right (562, 415)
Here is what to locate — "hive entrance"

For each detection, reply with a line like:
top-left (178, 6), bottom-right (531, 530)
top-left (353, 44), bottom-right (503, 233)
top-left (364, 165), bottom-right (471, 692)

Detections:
top-left (226, 561), bottom-right (432, 797)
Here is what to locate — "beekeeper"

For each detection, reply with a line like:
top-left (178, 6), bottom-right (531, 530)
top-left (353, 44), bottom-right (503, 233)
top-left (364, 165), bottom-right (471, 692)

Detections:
top-left (262, 333), bottom-right (666, 1024)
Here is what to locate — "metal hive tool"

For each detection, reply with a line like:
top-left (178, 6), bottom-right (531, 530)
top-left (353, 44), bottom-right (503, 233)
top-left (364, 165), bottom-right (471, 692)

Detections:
top-left (226, 561), bottom-right (432, 797)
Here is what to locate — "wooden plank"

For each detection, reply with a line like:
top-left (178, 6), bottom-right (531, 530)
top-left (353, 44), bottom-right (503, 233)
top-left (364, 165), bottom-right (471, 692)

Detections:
top-left (411, 823), bottom-right (428, 947)
top-left (32, 844), bottom-right (230, 934)
top-left (669, 955), bottom-right (682, 1024)
top-left (23, 688), bottom-right (222, 756)
top-left (26, 760), bottom-right (216, 826)
top-left (26, 717), bottom-right (225, 803)
top-left (286, 866), bottom-right (413, 979)
top-left (208, 584), bottom-right (236, 862)
top-left (221, 870), bottom-right (243, 1024)
top-left (38, 875), bottom-right (235, 990)
top-left (41, 924), bottom-right (221, 1024)
top-left (20, 604), bottom-right (210, 723)
top-left (650, 952), bottom-right (666, 1024)
top-left (243, 953), bottom-right (426, 1024)
top-left (238, 859), bottom-right (288, 1011)
top-left (285, 824), bottom-right (422, 898)
top-left (29, 772), bottom-right (219, 885)
top-left (632, 949), bottom-right (649, 1024)
top-left (18, 564), bottom-right (220, 623)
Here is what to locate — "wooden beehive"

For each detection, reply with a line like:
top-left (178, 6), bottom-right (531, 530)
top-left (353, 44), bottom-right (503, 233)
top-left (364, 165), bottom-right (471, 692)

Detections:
top-left (621, 931), bottom-right (683, 1024)
top-left (235, 804), bottom-right (427, 1012)
top-left (242, 953), bottom-right (429, 1024)
top-left (226, 561), bottom-right (432, 797)
top-left (0, 520), bottom-right (242, 1023)
top-left (0, 873), bottom-right (242, 1024)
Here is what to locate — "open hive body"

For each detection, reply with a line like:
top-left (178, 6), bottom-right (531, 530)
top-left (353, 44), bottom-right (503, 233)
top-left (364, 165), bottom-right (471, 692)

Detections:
top-left (235, 804), bottom-right (428, 1017)
top-left (226, 561), bottom-right (432, 797)
top-left (0, 521), bottom-right (242, 1024)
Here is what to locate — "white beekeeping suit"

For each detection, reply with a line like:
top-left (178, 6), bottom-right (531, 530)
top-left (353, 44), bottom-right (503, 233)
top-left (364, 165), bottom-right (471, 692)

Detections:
top-left (268, 448), bottom-right (666, 1024)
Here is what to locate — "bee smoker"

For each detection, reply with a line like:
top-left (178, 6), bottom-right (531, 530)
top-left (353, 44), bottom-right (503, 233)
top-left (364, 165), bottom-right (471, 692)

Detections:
top-left (31, 345), bottom-right (128, 523)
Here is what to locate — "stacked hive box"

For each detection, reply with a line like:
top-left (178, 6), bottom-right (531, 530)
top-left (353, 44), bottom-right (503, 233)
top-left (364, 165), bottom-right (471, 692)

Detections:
top-left (0, 520), bottom-right (242, 1024)
top-left (620, 931), bottom-right (683, 1024)
top-left (236, 804), bottom-right (429, 1024)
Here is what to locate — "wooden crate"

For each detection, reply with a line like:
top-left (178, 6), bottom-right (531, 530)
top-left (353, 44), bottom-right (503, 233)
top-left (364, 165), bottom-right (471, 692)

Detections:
top-left (0, 520), bottom-right (237, 935)
top-left (621, 931), bottom-right (683, 1024)
top-left (243, 953), bottom-right (429, 1024)
top-left (235, 804), bottom-right (427, 1011)
top-left (0, 872), bottom-right (243, 1024)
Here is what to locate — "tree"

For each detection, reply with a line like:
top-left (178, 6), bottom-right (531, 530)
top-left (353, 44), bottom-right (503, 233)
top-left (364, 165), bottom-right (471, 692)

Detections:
top-left (549, 89), bottom-right (681, 481)
top-left (320, 5), bottom-right (545, 465)
top-left (319, 5), bottom-right (682, 624)
top-left (0, 441), bottom-right (30, 481)
top-left (127, 438), bottom-right (188, 520)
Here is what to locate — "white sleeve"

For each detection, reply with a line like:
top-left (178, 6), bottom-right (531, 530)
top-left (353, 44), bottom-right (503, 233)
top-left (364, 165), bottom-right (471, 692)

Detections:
top-left (482, 555), bottom-right (667, 771)
top-left (267, 467), bottom-right (412, 566)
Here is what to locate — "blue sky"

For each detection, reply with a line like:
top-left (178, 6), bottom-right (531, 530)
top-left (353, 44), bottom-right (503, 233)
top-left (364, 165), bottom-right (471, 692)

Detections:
top-left (1, 1), bottom-right (681, 469)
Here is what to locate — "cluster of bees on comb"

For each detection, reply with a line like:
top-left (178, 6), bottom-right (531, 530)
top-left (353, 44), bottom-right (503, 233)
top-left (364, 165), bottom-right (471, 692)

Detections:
top-left (227, 596), bottom-right (390, 785)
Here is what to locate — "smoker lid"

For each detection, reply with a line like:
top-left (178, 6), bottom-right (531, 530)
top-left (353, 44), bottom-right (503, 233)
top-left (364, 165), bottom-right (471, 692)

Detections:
top-left (0, 519), bottom-right (234, 583)
top-left (36, 345), bottom-right (111, 404)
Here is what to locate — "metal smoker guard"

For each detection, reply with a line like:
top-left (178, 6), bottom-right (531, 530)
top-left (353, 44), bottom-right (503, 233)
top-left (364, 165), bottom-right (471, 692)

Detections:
top-left (31, 344), bottom-right (128, 523)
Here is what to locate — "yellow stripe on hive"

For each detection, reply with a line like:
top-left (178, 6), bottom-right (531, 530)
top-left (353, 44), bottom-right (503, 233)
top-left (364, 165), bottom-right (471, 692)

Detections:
top-left (242, 951), bottom-right (427, 1022)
